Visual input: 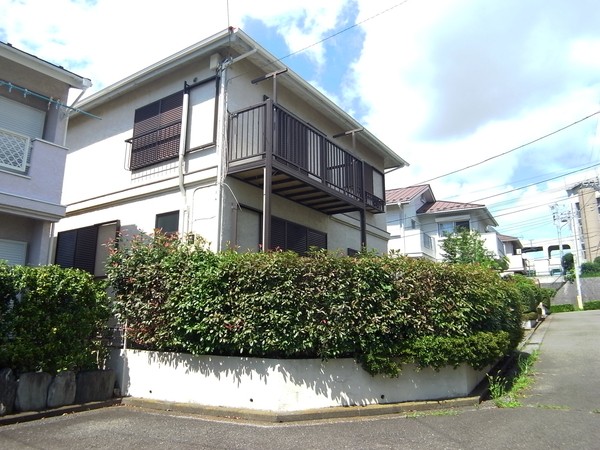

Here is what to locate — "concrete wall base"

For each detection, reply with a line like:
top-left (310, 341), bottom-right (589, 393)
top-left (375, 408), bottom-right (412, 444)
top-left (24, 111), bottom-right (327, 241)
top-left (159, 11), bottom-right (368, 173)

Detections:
top-left (108, 349), bottom-right (489, 413)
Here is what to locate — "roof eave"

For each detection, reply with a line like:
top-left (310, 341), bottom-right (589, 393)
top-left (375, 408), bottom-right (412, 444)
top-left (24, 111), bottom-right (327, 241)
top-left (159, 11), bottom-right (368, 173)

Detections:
top-left (0, 42), bottom-right (91, 90)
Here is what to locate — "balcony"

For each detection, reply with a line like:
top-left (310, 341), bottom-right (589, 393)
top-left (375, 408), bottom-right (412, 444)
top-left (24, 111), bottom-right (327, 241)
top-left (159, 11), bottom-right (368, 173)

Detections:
top-left (227, 100), bottom-right (384, 215)
top-left (0, 131), bottom-right (67, 221)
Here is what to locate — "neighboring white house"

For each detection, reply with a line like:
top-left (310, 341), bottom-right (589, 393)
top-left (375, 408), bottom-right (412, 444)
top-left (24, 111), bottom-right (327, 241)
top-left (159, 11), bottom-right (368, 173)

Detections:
top-left (54, 28), bottom-right (409, 274)
top-left (386, 185), bottom-right (525, 273)
top-left (521, 236), bottom-right (575, 277)
top-left (0, 42), bottom-right (91, 266)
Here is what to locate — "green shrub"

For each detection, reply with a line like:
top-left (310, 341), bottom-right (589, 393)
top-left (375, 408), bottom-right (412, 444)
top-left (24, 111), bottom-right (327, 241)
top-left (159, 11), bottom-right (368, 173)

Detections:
top-left (581, 262), bottom-right (600, 277)
top-left (504, 274), bottom-right (554, 313)
top-left (550, 303), bottom-right (575, 313)
top-left (105, 232), bottom-right (525, 377)
top-left (0, 263), bottom-right (110, 375)
top-left (583, 300), bottom-right (600, 311)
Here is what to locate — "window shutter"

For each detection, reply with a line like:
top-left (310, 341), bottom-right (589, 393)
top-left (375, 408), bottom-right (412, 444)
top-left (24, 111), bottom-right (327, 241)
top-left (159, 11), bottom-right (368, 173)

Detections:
top-left (307, 229), bottom-right (326, 250)
top-left (287, 222), bottom-right (307, 255)
top-left (0, 97), bottom-right (45, 139)
top-left (131, 91), bottom-right (183, 170)
top-left (55, 226), bottom-right (98, 273)
top-left (55, 229), bottom-right (77, 268)
top-left (271, 217), bottom-right (286, 250)
top-left (0, 239), bottom-right (27, 265)
top-left (73, 226), bottom-right (99, 274)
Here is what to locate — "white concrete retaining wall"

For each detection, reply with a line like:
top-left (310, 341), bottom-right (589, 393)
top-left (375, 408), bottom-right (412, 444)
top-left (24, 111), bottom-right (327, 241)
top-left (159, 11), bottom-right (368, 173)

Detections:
top-left (108, 349), bottom-right (488, 412)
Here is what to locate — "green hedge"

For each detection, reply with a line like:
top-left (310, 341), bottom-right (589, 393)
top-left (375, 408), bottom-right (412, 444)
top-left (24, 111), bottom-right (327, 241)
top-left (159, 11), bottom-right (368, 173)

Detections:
top-left (504, 274), bottom-right (554, 313)
top-left (550, 303), bottom-right (575, 313)
top-left (106, 232), bottom-right (525, 377)
top-left (583, 300), bottom-right (600, 311)
top-left (0, 263), bottom-right (110, 375)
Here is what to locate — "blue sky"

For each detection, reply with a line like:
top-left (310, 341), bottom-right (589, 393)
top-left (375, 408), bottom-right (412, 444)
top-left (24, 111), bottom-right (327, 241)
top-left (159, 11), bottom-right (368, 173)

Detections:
top-left (1, 0), bottom-right (600, 244)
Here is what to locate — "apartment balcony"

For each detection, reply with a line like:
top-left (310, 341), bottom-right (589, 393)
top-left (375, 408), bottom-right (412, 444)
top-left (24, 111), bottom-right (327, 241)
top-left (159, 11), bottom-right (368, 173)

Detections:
top-left (227, 99), bottom-right (385, 215)
top-left (0, 128), bottom-right (67, 220)
top-left (391, 230), bottom-right (437, 260)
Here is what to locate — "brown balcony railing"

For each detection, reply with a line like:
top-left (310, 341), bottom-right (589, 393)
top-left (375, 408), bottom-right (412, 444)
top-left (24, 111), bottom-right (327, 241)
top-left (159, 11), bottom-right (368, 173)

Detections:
top-left (228, 101), bottom-right (384, 213)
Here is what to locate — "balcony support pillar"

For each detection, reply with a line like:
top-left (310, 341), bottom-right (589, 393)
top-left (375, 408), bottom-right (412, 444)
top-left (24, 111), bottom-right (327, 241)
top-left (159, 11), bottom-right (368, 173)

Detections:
top-left (262, 98), bottom-right (274, 251)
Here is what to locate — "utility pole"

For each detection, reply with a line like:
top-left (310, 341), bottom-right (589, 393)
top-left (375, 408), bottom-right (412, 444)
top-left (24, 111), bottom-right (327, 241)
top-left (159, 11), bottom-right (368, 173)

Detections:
top-left (571, 203), bottom-right (584, 309)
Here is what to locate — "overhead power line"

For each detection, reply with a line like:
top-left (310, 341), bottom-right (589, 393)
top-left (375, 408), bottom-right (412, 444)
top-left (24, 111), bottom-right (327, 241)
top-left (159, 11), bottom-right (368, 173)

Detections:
top-left (417, 109), bottom-right (600, 185)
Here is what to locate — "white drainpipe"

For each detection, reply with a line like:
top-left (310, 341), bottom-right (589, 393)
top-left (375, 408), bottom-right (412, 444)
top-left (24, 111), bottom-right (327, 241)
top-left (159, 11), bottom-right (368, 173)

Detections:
top-left (178, 85), bottom-right (191, 233)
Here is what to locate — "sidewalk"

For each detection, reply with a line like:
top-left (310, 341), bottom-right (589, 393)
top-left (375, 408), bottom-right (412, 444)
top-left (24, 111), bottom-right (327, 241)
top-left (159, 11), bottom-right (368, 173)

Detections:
top-left (519, 309), bottom-right (600, 412)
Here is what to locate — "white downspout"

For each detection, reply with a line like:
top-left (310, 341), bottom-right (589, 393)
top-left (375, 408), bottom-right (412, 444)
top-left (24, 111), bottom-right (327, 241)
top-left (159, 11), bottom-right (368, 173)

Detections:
top-left (178, 86), bottom-right (191, 233)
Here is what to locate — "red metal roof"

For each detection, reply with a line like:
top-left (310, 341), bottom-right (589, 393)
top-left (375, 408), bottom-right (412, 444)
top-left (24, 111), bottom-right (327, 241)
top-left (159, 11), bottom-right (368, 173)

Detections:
top-left (416, 200), bottom-right (486, 214)
top-left (385, 185), bottom-right (430, 204)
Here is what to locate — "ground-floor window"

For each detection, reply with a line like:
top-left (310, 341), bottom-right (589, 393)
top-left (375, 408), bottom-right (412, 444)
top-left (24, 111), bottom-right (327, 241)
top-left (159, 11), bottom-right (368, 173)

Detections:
top-left (55, 221), bottom-right (119, 276)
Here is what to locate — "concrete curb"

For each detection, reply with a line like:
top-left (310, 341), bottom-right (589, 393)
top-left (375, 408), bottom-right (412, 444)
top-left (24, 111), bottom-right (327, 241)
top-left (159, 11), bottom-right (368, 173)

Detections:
top-left (0, 399), bottom-right (122, 426)
top-left (121, 395), bottom-right (482, 423)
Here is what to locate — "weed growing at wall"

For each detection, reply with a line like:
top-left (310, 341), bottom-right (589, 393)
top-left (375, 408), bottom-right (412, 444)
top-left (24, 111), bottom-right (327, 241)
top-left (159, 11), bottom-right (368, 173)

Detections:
top-left (106, 232), bottom-right (526, 377)
top-left (0, 263), bottom-right (110, 375)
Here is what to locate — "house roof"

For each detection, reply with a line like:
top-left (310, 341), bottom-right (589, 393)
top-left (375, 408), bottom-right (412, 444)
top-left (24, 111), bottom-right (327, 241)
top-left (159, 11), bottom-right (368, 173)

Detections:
top-left (73, 28), bottom-right (408, 170)
top-left (0, 41), bottom-right (91, 90)
top-left (417, 200), bottom-right (499, 227)
top-left (498, 234), bottom-right (523, 249)
top-left (385, 185), bottom-right (432, 204)
top-left (416, 200), bottom-right (486, 214)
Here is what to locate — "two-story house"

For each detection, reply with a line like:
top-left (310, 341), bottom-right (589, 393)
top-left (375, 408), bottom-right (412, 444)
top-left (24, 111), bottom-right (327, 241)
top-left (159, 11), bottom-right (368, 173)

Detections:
top-left (386, 184), bottom-right (525, 273)
top-left (55, 28), bottom-right (408, 274)
top-left (0, 42), bottom-right (91, 266)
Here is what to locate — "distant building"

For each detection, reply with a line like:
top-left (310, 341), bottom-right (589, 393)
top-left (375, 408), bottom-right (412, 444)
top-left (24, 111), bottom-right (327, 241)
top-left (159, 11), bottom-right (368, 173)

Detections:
top-left (0, 42), bottom-right (91, 265)
top-left (386, 184), bottom-right (525, 274)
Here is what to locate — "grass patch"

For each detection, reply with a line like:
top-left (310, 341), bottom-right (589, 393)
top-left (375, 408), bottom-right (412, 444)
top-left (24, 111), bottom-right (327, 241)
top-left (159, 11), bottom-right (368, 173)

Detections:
top-left (536, 405), bottom-right (570, 410)
top-left (591, 409), bottom-right (600, 414)
top-left (487, 350), bottom-right (539, 408)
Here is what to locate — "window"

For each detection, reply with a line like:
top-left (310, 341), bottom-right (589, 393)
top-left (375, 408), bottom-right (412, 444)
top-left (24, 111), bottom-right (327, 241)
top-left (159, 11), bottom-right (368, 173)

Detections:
top-left (0, 239), bottom-right (27, 265)
top-left (129, 91), bottom-right (183, 170)
top-left (364, 163), bottom-right (385, 212)
top-left (438, 220), bottom-right (470, 237)
top-left (268, 217), bottom-right (327, 255)
top-left (55, 221), bottom-right (119, 276)
top-left (0, 97), bottom-right (44, 175)
top-left (155, 211), bottom-right (179, 234)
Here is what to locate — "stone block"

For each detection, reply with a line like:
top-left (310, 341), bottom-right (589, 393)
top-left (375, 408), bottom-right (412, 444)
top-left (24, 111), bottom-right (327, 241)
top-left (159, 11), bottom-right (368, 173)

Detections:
top-left (15, 372), bottom-right (52, 412)
top-left (75, 370), bottom-right (115, 404)
top-left (0, 368), bottom-right (17, 416)
top-left (47, 370), bottom-right (76, 408)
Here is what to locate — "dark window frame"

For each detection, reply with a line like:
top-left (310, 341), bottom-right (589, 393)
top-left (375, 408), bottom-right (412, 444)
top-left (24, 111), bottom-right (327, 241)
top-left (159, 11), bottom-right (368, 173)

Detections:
top-left (128, 91), bottom-right (184, 170)
top-left (55, 220), bottom-right (120, 275)
top-left (155, 210), bottom-right (180, 234)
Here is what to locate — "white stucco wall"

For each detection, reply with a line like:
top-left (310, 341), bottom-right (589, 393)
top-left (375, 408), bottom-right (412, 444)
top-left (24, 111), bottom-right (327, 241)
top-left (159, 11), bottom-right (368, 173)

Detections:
top-left (109, 349), bottom-right (488, 412)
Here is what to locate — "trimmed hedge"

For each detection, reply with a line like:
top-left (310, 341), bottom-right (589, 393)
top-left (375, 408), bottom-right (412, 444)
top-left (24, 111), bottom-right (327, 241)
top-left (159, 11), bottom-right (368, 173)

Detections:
top-left (106, 232), bottom-right (525, 377)
top-left (0, 263), bottom-right (110, 375)
top-left (583, 300), bottom-right (600, 311)
top-left (504, 274), bottom-right (554, 313)
top-left (550, 303), bottom-right (575, 313)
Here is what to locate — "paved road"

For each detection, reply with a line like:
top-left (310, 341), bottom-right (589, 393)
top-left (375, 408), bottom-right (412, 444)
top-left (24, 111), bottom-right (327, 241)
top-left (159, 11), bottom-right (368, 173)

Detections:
top-left (1, 311), bottom-right (599, 450)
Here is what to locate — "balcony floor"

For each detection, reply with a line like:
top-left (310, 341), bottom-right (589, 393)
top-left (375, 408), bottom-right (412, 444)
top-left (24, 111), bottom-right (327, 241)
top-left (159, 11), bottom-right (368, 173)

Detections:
top-left (228, 162), bottom-right (364, 215)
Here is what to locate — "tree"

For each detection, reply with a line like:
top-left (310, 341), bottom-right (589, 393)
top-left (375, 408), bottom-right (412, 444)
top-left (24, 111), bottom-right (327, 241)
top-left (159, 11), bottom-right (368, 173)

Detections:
top-left (440, 228), bottom-right (508, 271)
top-left (561, 253), bottom-right (574, 273)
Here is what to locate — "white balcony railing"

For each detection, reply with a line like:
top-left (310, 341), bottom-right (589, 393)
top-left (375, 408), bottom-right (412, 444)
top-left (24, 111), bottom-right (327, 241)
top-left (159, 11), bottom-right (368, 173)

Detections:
top-left (0, 128), bottom-right (30, 173)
